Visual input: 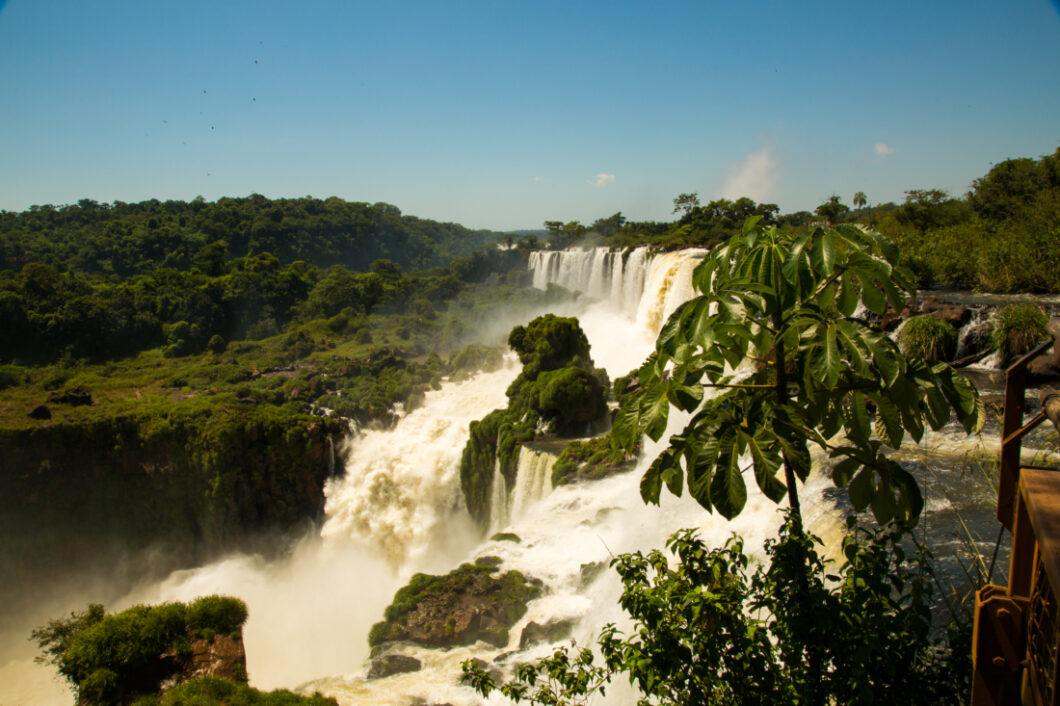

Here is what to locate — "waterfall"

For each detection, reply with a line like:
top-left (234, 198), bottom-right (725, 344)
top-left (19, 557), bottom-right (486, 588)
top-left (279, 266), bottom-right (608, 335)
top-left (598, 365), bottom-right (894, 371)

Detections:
top-left (486, 459), bottom-right (509, 534)
top-left (320, 361), bottom-right (518, 569)
top-left (508, 445), bottom-right (556, 525)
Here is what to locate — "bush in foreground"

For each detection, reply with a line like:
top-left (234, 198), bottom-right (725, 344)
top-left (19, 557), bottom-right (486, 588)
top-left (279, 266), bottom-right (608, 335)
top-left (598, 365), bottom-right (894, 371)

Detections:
top-left (32, 596), bottom-right (250, 705)
top-left (992, 304), bottom-right (1050, 364)
top-left (464, 515), bottom-right (968, 705)
top-left (898, 315), bottom-right (957, 362)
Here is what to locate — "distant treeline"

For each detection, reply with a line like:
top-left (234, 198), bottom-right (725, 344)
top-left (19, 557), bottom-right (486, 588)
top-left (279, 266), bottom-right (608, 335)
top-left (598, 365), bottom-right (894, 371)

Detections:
top-left (534, 147), bottom-right (1060, 293)
top-left (0, 243), bottom-right (524, 364)
top-left (0, 194), bottom-right (502, 276)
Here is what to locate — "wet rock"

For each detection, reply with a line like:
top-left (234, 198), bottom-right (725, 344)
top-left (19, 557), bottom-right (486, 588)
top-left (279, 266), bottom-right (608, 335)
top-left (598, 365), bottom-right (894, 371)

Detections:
top-left (1028, 355), bottom-right (1060, 384)
top-left (28, 404), bottom-right (51, 420)
top-left (920, 297), bottom-right (971, 327)
top-left (47, 386), bottom-right (92, 406)
top-left (367, 654), bottom-right (422, 679)
top-left (578, 561), bottom-right (607, 589)
top-left (879, 299), bottom-right (915, 331)
top-left (186, 633), bottom-right (247, 681)
top-left (519, 619), bottom-right (574, 648)
top-left (368, 563), bottom-right (540, 650)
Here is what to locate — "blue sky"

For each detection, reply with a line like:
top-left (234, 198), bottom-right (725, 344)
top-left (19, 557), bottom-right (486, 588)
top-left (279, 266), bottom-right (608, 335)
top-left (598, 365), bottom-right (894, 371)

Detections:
top-left (0, 0), bottom-right (1058, 230)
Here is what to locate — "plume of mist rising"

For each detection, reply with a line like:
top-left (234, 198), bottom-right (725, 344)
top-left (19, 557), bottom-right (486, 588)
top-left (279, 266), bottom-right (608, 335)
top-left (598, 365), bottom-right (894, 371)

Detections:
top-left (719, 144), bottom-right (778, 202)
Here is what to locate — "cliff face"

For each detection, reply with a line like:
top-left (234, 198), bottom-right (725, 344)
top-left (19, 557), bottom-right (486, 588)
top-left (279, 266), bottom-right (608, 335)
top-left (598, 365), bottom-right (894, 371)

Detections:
top-left (0, 407), bottom-right (345, 629)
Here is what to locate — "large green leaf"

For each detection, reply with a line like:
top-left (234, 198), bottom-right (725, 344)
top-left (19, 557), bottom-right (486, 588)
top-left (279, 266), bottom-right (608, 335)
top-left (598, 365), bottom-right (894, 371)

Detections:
top-left (848, 467), bottom-right (875, 511)
top-left (866, 391), bottom-right (904, 448)
top-left (641, 383), bottom-right (671, 442)
top-left (741, 428), bottom-right (786, 503)
top-left (611, 394), bottom-right (643, 452)
top-left (856, 272), bottom-right (886, 315)
top-left (710, 436), bottom-right (747, 519)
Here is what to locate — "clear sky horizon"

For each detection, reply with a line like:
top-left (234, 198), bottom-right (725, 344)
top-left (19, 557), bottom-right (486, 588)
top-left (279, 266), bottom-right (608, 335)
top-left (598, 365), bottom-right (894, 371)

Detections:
top-left (1, 0), bottom-right (1058, 231)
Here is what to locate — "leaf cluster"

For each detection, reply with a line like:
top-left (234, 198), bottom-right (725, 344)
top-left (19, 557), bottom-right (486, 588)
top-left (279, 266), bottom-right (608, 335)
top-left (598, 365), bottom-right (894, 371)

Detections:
top-left (613, 220), bottom-right (983, 526)
top-left (464, 517), bottom-right (967, 705)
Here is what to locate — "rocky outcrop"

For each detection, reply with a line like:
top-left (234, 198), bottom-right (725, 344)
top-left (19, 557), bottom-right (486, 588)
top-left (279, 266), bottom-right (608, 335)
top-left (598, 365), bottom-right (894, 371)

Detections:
top-left (919, 297), bottom-right (972, 327)
top-left (369, 563), bottom-right (541, 650)
top-left (47, 386), bottom-right (92, 406)
top-left (460, 315), bottom-right (610, 526)
top-left (0, 408), bottom-right (347, 633)
top-left (367, 654), bottom-right (422, 680)
top-left (519, 619), bottom-right (574, 648)
top-left (186, 634), bottom-right (247, 681)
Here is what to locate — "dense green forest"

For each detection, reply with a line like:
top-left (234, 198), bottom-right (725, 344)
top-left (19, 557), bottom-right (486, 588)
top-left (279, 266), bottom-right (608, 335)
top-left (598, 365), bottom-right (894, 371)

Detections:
top-left (0, 194), bottom-right (500, 276)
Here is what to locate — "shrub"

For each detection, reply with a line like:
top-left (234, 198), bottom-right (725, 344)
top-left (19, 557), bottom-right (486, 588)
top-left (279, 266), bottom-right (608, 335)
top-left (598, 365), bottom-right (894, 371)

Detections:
top-left (207, 334), bottom-right (227, 354)
top-left (992, 304), bottom-right (1050, 363)
top-left (465, 516), bottom-right (967, 705)
top-left (158, 676), bottom-right (339, 705)
top-left (0, 363), bottom-right (24, 390)
top-left (185, 596), bottom-right (248, 640)
top-left (898, 315), bottom-right (956, 362)
top-left (33, 597), bottom-right (251, 704)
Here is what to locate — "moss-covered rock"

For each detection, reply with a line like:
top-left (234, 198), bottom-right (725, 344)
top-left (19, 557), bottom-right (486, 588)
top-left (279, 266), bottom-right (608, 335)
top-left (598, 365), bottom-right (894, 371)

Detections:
top-left (368, 563), bottom-right (540, 650)
top-left (551, 434), bottom-right (638, 486)
top-left (157, 676), bottom-right (339, 705)
top-left (459, 315), bottom-right (610, 525)
top-left (992, 304), bottom-right (1050, 365)
top-left (898, 314), bottom-right (957, 362)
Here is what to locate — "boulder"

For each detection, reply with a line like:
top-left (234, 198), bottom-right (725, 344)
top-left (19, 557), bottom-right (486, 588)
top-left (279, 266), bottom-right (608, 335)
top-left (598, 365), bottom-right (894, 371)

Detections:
top-left (920, 297), bottom-right (971, 328)
top-left (369, 564), bottom-right (541, 650)
top-left (28, 404), bottom-right (51, 420)
top-left (186, 633), bottom-right (247, 681)
top-left (879, 299), bottom-right (915, 331)
top-left (367, 654), bottom-right (422, 680)
top-left (47, 386), bottom-right (92, 406)
top-left (519, 619), bottom-right (574, 648)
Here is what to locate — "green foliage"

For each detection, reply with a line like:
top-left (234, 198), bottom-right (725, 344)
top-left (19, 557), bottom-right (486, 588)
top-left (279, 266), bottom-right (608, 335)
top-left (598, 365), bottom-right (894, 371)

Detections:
top-left (898, 315), bottom-right (957, 362)
top-left (32, 597), bottom-right (251, 705)
top-left (0, 363), bottom-right (23, 389)
top-left (464, 517), bottom-right (967, 705)
top-left (184, 596), bottom-right (248, 641)
top-left (533, 366), bottom-right (606, 435)
top-left (460, 315), bottom-right (607, 525)
top-left (508, 314), bottom-right (592, 381)
top-left (613, 219), bottom-right (983, 526)
top-left (157, 676), bottom-right (338, 705)
top-left (991, 303), bottom-right (1050, 363)
top-left (551, 434), bottom-right (636, 486)
top-left (878, 148), bottom-right (1060, 292)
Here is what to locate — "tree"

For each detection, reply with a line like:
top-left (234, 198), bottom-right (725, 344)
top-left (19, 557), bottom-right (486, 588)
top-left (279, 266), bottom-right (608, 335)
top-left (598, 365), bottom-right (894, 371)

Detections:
top-left (853, 191), bottom-right (867, 209)
top-left (611, 218), bottom-right (982, 528)
top-left (672, 192), bottom-right (700, 217)
top-left (814, 195), bottom-right (849, 223)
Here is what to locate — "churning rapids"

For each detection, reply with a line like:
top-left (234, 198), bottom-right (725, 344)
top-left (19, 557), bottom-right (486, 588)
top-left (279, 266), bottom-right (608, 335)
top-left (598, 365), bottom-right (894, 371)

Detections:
top-left (1, 246), bottom-right (1044, 705)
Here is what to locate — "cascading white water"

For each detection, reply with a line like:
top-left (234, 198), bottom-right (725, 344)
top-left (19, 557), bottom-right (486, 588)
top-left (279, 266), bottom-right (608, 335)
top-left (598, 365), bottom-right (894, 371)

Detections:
top-left (320, 361), bottom-right (518, 570)
top-left (507, 446), bottom-right (556, 525)
top-left (486, 460), bottom-right (509, 535)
